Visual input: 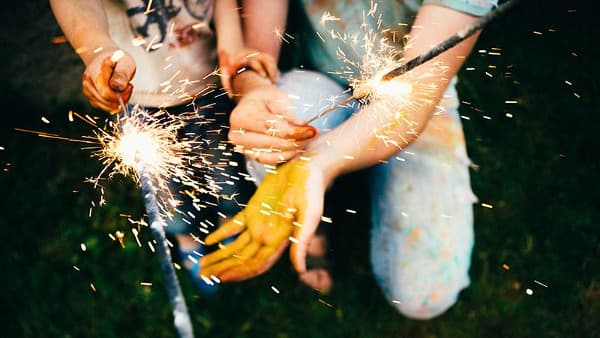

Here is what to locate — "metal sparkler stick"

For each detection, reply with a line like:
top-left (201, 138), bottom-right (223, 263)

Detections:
top-left (381, 0), bottom-right (519, 80)
top-left (305, 95), bottom-right (355, 124)
top-left (305, 0), bottom-right (520, 124)
top-left (117, 94), bottom-right (194, 338)
top-left (138, 167), bottom-right (195, 338)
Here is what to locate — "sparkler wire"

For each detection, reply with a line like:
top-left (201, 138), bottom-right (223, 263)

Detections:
top-left (305, 0), bottom-right (520, 123)
top-left (381, 0), bottom-right (520, 80)
top-left (138, 165), bottom-right (194, 338)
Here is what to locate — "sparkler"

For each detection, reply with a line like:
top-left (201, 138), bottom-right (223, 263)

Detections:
top-left (305, 0), bottom-right (520, 124)
top-left (18, 101), bottom-right (213, 337)
top-left (114, 96), bottom-right (194, 338)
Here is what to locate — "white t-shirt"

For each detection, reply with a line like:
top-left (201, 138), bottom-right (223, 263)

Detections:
top-left (104, 0), bottom-right (218, 107)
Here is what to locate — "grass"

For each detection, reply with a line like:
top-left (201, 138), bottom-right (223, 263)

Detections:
top-left (0, 0), bottom-right (598, 337)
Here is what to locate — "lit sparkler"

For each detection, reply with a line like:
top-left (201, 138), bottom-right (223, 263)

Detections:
top-left (306, 0), bottom-right (520, 124)
top-left (110, 100), bottom-right (195, 338)
top-left (17, 104), bottom-right (217, 338)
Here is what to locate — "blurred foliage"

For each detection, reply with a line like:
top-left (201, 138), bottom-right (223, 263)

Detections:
top-left (0, 0), bottom-right (598, 337)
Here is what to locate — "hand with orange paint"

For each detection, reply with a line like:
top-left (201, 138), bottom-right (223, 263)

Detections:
top-left (81, 49), bottom-right (135, 114)
top-left (219, 48), bottom-right (280, 97)
top-left (227, 71), bottom-right (317, 165)
top-left (199, 157), bottom-right (326, 282)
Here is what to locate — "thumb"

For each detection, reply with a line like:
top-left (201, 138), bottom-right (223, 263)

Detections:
top-left (109, 56), bottom-right (136, 92)
top-left (290, 191), bottom-right (324, 273)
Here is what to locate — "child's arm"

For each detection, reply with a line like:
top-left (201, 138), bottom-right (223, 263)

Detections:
top-left (214, 0), bottom-right (286, 96)
top-left (49, 0), bottom-right (135, 113)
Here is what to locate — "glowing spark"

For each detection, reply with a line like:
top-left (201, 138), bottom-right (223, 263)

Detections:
top-left (525, 288), bottom-right (533, 295)
top-left (321, 12), bottom-right (341, 25)
top-left (110, 50), bottom-right (125, 63)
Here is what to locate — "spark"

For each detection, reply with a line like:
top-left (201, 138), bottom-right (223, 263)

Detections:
top-left (305, 4), bottom-right (445, 139)
top-left (80, 105), bottom-right (224, 222)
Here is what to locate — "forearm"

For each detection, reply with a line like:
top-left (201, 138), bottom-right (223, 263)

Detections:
top-left (49, 0), bottom-right (117, 65)
top-left (307, 4), bottom-right (481, 183)
top-left (241, 0), bottom-right (288, 60)
top-left (214, 0), bottom-right (244, 56)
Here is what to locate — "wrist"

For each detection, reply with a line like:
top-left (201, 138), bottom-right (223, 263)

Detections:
top-left (301, 145), bottom-right (343, 188)
top-left (231, 69), bottom-right (274, 98)
top-left (80, 40), bottom-right (120, 66)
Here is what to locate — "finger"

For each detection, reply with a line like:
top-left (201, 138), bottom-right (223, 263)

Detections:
top-left (110, 54), bottom-right (136, 92)
top-left (246, 57), bottom-right (267, 78)
top-left (228, 130), bottom-right (309, 152)
top-left (200, 241), bottom-right (261, 279)
top-left (290, 195), bottom-right (324, 274)
top-left (234, 240), bottom-right (261, 260)
top-left (248, 150), bottom-right (299, 165)
top-left (219, 240), bottom-right (288, 282)
top-left (199, 231), bottom-right (251, 267)
top-left (249, 55), bottom-right (279, 83)
top-left (230, 102), bottom-right (298, 136)
top-left (204, 214), bottom-right (246, 245)
top-left (82, 76), bottom-right (120, 112)
top-left (200, 256), bottom-right (245, 282)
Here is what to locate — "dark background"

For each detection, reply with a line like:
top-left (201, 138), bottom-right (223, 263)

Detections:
top-left (1, 0), bottom-right (598, 337)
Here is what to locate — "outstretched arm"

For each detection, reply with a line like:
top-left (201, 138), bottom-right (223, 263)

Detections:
top-left (307, 4), bottom-right (481, 182)
top-left (49, 0), bottom-right (135, 113)
top-left (200, 4), bottom-right (483, 282)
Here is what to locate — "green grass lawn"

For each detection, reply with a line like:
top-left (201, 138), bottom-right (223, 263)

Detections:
top-left (0, 1), bottom-right (598, 337)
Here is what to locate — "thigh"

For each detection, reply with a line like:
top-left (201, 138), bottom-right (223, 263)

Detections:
top-left (369, 98), bottom-right (477, 319)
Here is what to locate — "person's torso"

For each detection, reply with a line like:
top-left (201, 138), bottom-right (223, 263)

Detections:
top-left (104, 0), bottom-right (217, 107)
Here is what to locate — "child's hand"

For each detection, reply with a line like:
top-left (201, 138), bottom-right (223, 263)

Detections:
top-left (228, 82), bottom-right (317, 165)
top-left (82, 49), bottom-right (135, 113)
top-left (219, 48), bottom-right (279, 96)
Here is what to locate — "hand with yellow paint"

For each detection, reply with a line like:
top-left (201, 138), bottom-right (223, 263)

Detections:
top-left (199, 157), bottom-right (326, 282)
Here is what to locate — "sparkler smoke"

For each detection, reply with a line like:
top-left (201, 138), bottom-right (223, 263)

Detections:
top-left (306, 0), bottom-right (520, 124)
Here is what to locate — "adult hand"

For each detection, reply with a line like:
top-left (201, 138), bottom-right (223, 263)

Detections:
top-left (229, 72), bottom-right (317, 165)
top-left (199, 157), bottom-right (326, 282)
top-left (82, 49), bottom-right (135, 113)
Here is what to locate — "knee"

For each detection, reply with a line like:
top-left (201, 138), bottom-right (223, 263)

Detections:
top-left (384, 274), bottom-right (469, 320)
top-left (386, 284), bottom-right (465, 320)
